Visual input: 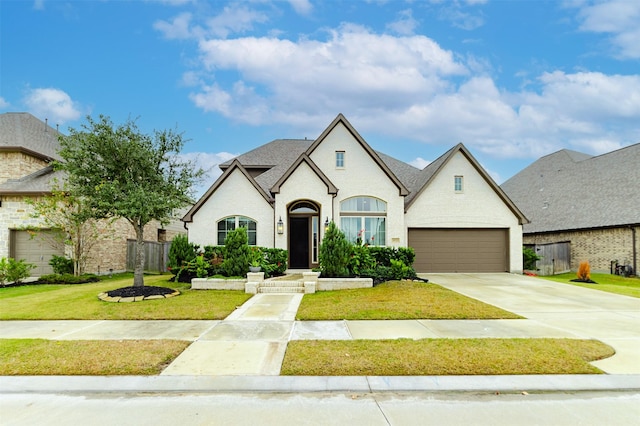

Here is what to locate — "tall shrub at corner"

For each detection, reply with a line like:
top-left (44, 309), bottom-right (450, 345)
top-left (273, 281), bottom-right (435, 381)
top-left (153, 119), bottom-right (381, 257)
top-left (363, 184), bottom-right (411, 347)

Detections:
top-left (221, 227), bottom-right (251, 277)
top-left (168, 234), bottom-right (196, 271)
top-left (319, 221), bottom-right (351, 277)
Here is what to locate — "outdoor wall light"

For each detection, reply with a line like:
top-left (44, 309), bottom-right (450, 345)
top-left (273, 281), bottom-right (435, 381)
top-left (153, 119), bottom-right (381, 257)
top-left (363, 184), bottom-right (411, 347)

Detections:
top-left (324, 216), bottom-right (330, 231)
top-left (277, 216), bottom-right (284, 234)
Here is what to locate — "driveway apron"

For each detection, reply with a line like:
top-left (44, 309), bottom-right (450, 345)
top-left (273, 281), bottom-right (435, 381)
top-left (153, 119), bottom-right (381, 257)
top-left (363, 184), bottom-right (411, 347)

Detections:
top-left (161, 294), bottom-right (303, 376)
top-left (425, 273), bottom-right (640, 374)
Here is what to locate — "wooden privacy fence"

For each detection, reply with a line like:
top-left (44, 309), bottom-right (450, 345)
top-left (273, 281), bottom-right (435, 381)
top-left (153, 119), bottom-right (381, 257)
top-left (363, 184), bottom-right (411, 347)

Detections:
top-left (126, 240), bottom-right (171, 273)
top-left (534, 242), bottom-right (571, 276)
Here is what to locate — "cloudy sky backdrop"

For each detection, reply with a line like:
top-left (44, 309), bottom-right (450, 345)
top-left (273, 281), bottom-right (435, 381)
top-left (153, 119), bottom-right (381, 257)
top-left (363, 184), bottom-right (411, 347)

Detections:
top-left (2, 0), bottom-right (639, 195)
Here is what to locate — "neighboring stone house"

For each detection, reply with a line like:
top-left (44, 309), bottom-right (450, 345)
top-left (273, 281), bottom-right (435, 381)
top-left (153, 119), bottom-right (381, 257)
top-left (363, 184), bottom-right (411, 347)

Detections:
top-left (0, 112), bottom-right (183, 276)
top-left (184, 114), bottom-right (528, 273)
top-left (501, 144), bottom-right (640, 275)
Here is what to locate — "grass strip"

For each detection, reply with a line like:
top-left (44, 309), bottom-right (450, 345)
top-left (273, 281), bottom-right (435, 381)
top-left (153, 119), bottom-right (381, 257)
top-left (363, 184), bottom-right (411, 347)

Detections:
top-left (281, 338), bottom-right (614, 376)
top-left (539, 273), bottom-right (640, 298)
top-left (0, 339), bottom-right (190, 375)
top-left (0, 274), bottom-right (252, 320)
top-left (296, 280), bottom-right (521, 320)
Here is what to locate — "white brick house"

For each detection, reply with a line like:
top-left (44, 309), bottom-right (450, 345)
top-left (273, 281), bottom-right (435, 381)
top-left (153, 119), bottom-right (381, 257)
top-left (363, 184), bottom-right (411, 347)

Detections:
top-left (184, 114), bottom-right (528, 273)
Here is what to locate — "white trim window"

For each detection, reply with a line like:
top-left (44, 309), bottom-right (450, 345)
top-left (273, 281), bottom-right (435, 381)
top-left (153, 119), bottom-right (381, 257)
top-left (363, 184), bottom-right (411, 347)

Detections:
top-left (335, 151), bottom-right (345, 168)
top-left (217, 216), bottom-right (257, 245)
top-left (454, 175), bottom-right (464, 193)
top-left (339, 196), bottom-right (386, 246)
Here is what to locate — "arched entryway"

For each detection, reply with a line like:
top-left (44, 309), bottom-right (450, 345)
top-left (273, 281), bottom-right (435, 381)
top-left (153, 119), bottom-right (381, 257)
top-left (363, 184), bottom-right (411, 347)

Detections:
top-left (288, 200), bottom-right (321, 269)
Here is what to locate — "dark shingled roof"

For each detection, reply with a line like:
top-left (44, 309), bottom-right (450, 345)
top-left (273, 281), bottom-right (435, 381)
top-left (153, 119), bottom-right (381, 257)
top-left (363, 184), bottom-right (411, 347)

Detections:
top-left (501, 144), bottom-right (640, 233)
top-left (0, 166), bottom-right (66, 195)
top-left (0, 112), bottom-right (62, 161)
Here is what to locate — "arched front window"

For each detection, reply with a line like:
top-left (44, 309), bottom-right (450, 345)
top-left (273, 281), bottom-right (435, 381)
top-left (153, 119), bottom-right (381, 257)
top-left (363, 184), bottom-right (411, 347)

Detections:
top-left (217, 216), bottom-right (257, 245)
top-left (340, 197), bottom-right (386, 246)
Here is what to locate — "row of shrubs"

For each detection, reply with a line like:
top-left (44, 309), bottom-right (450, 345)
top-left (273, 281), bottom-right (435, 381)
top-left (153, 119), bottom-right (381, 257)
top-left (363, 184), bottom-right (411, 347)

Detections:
top-left (168, 231), bottom-right (287, 283)
top-left (320, 222), bottom-right (418, 284)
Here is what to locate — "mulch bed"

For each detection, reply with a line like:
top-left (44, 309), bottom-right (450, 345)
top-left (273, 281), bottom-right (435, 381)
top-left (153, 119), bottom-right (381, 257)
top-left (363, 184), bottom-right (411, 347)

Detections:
top-left (98, 286), bottom-right (180, 302)
top-left (106, 286), bottom-right (176, 298)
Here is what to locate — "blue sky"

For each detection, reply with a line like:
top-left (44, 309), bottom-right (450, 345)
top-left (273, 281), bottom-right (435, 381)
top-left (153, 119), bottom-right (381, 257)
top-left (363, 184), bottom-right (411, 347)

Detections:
top-left (2, 0), bottom-right (639, 196)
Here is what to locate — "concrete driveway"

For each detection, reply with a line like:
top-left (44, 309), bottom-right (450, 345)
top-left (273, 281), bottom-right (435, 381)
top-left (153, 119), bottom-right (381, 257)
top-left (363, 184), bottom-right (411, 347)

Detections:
top-left (424, 273), bottom-right (640, 374)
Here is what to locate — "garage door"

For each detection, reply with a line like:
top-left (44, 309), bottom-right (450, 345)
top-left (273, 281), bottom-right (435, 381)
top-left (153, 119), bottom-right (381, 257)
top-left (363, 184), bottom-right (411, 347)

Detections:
top-left (10, 230), bottom-right (64, 276)
top-left (409, 228), bottom-right (508, 273)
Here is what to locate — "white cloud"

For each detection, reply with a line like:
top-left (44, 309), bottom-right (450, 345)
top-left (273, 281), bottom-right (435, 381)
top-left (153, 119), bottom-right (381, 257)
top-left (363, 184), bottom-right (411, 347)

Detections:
top-left (154, 12), bottom-right (195, 40)
top-left (179, 151), bottom-right (238, 197)
top-left (205, 5), bottom-right (269, 38)
top-left (23, 88), bottom-right (82, 124)
top-left (409, 157), bottom-right (431, 169)
top-left (191, 24), bottom-right (467, 127)
top-left (287, 0), bottom-right (313, 16)
top-left (386, 9), bottom-right (419, 35)
top-left (575, 0), bottom-right (640, 59)
top-left (33, 0), bottom-right (45, 11)
top-left (0, 96), bottom-right (9, 109)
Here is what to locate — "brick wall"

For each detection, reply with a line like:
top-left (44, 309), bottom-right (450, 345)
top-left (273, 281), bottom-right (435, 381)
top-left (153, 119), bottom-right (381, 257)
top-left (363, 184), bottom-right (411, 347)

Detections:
top-left (524, 226), bottom-right (639, 273)
top-left (0, 152), bottom-right (49, 184)
top-left (1, 194), bottom-right (181, 275)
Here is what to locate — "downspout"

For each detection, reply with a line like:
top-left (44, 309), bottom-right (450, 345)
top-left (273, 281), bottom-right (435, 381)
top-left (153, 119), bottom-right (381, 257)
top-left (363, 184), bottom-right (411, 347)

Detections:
top-left (631, 226), bottom-right (637, 276)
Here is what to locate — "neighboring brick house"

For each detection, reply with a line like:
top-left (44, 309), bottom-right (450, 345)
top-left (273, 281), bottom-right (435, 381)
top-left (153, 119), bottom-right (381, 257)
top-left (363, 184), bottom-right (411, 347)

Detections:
top-left (0, 112), bottom-right (183, 276)
top-left (501, 144), bottom-right (640, 275)
top-left (184, 114), bottom-right (528, 273)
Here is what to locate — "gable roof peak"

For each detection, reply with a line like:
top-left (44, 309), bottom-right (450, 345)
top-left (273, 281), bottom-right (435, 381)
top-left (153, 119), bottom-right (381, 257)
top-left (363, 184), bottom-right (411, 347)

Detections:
top-left (305, 113), bottom-right (409, 196)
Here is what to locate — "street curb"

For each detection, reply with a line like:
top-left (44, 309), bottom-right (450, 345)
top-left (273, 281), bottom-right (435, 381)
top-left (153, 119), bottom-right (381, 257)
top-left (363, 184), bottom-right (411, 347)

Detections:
top-left (2, 374), bottom-right (639, 394)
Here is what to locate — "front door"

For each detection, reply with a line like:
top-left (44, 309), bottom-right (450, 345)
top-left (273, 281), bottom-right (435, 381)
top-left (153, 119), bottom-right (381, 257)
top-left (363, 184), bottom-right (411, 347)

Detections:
top-left (289, 217), bottom-right (310, 268)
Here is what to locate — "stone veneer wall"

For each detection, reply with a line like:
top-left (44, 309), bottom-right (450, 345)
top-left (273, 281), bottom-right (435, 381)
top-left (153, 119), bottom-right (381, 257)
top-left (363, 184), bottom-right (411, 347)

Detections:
top-left (0, 196), bottom-right (47, 257)
top-left (524, 226), bottom-right (639, 273)
top-left (0, 152), bottom-right (49, 184)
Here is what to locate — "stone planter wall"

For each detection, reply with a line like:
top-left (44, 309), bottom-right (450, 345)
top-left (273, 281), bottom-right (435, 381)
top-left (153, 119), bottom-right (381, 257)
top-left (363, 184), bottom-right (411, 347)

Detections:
top-left (191, 278), bottom-right (246, 290)
top-left (317, 277), bottom-right (373, 291)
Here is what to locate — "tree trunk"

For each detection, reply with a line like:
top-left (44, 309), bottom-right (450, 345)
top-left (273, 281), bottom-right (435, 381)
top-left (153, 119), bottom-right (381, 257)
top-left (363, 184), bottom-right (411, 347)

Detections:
top-left (133, 223), bottom-right (145, 287)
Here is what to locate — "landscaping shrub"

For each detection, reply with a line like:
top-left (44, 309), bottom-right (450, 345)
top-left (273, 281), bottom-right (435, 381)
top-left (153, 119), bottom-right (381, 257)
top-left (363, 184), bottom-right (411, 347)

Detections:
top-left (168, 234), bottom-right (196, 271)
top-left (348, 244), bottom-right (376, 276)
top-left (523, 247), bottom-right (541, 271)
top-left (261, 248), bottom-right (287, 277)
top-left (37, 273), bottom-right (100, 284)
top-left (221, 227), bottom-right (251, 277)
top-left (319, 222), bottom-right (351, 277)
top-left (0, 257), bottom-right (36, 285)
top-left (49, 255), bottom-right (74, 275)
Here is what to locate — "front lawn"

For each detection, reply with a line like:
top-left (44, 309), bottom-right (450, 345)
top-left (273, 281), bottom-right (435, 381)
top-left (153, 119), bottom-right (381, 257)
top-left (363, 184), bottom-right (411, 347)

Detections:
top-left (296, 280), bottom-right (521, 320)
top-left (281, 338), bottom-right (614, 375)
top-left (0, 274), bottom-right (252, 320)
top-left (539, 273), bottom-right (640, 298)
top-left (0, 339), bottom-right (189, 375)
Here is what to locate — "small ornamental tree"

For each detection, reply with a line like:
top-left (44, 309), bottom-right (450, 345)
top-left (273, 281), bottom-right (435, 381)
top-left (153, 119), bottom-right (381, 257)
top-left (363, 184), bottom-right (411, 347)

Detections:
top-left (577, 261), bottom-right (591, 281)
top-left (56, 115), bottom-right (204, 287)
top-left (27, 181), bottom-right (113, 276)
top-left (319, 221), bottom-right (351, 277)
top-left (221, 227), bottom-right (251, 277)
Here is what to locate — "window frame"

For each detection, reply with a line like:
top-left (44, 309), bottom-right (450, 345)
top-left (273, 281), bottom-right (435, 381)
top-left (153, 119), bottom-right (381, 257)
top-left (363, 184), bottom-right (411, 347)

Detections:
top-left (339, 196), bottom-right (387, 246)
top-left (335, 151), bottom-right (345, 169)
top-left (217, 216), bottom-right (257, 246)
top-left (454, 175), bottom-right (464, 193)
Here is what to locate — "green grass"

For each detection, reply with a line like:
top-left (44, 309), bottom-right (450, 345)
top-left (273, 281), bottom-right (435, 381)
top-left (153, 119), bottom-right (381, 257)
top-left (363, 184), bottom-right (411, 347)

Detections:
top-left (296, 280), bottom-right (521, 320)
top-left (281, 338), bottom-right (614, 376)
top-left (0, 339), bottom-right (189, 375)
top-left (539, 273), bottom-right (640, 298)
top-left (0, 274), bottom-right (252, 320)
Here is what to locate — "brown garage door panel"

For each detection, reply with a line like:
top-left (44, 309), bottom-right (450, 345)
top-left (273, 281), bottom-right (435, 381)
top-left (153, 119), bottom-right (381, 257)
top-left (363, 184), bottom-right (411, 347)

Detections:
top-left (409, 228), bottom-right (508, 273)
top-left (11, 230), bottom-right (64, 276)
